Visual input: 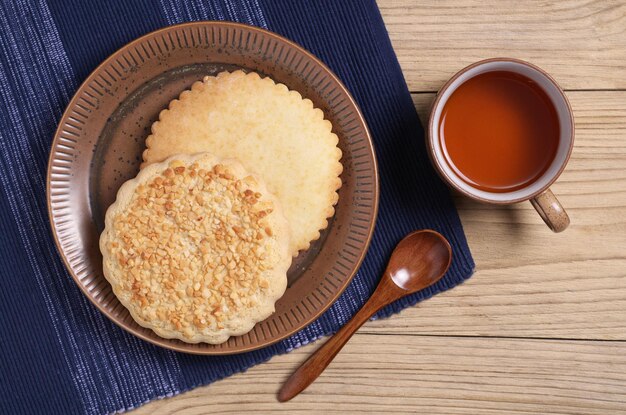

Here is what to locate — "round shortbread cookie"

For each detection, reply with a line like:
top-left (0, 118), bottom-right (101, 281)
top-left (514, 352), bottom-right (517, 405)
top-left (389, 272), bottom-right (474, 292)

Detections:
top-left (142, 70), bottom-right (343, 255)
top-left (100, 153), bottom-right (291, 344)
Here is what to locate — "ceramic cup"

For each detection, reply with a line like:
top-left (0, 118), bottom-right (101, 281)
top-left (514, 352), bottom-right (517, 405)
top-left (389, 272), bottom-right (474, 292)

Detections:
top-left (428, 58), bottom-right (574, 232)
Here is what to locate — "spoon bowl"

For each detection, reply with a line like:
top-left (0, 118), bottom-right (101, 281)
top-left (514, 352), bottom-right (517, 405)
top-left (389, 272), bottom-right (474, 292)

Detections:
top-left (278, 230), bottom-right (452, 402)
top-left (387, 230), bottom-right (452, 292)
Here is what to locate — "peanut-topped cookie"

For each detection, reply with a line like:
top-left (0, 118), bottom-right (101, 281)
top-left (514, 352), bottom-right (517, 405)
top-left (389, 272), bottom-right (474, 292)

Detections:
top-left (100, 153), bottom-right (291, 344)
top-left (142, 70), bottom-right (343, 256)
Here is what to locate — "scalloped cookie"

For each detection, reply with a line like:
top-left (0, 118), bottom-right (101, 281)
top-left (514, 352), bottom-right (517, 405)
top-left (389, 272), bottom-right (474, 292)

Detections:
top-left (100, 153), bottom-right (291, 344)
top-left (142, 70), bottom-right (342, 255)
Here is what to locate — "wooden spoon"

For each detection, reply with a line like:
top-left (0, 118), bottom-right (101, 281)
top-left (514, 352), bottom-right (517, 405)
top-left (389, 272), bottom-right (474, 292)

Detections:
top-left (278, 229), bottom-right (452, 402)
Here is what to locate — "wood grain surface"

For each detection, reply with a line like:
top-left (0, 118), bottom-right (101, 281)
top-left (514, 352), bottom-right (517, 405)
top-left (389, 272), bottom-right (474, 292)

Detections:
top-left (385, 0), bottom-right (626, 91)
top-left (134, 1), bottom-right (626, 413)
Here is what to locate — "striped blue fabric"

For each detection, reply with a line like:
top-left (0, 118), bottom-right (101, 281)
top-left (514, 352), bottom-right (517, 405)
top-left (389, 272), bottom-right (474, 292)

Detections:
top-left (0, 1), bottom-right (474, 413)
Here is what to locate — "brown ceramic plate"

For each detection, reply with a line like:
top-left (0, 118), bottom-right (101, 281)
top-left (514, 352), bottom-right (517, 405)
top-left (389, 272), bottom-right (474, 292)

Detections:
top-left (47, 22), bottom-right (378, 355)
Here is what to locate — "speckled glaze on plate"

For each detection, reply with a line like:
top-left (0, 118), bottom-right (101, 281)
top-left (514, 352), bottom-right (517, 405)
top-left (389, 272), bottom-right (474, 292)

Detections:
top-left (47, 22), bottom-right (379, 354)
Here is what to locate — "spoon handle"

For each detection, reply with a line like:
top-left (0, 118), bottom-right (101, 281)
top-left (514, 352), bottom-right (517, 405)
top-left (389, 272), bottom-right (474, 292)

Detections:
top-left (277, 295), bottom-right (385, 402)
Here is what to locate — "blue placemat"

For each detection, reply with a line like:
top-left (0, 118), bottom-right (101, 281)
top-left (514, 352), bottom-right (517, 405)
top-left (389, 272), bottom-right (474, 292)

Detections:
top-left (0, 1), bottom-right (474, 413)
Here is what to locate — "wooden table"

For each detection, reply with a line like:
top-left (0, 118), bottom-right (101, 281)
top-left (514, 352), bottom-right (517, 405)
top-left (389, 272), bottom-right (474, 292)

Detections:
top-left (136, 1), bottom-right (626, 413)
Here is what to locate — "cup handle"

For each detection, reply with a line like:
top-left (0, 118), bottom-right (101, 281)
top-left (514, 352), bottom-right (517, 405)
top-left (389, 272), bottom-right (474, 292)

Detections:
top-left (530, 189), bottom-right (570, 233)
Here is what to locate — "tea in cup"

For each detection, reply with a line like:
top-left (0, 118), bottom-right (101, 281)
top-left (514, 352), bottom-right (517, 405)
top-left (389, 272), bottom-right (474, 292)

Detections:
top-left (428, 58), bottom-right (573, 232)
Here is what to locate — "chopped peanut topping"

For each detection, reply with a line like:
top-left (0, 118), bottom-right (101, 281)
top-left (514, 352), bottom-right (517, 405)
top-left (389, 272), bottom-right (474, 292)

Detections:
top-left (108, 161), bottom-right (279, 338)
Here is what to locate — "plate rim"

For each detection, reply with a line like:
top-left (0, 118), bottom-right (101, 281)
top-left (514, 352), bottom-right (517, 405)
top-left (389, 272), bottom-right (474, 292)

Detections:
top-left (47, 21), bottom-right (379, 355)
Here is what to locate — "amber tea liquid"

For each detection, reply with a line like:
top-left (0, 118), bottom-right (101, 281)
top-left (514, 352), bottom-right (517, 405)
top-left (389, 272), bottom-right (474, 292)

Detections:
top-left (439, 70), bottom-right (560, 193)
